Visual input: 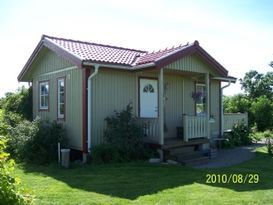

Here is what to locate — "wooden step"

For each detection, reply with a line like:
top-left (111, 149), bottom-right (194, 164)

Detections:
top-left (169, 146), bottom-right (195, 155)
top-left (163, 138), bottom-right (209, 150)
top-left (175, 152), bottom-right (209, 166)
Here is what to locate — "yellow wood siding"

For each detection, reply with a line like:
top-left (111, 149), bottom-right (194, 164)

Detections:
top-left (31, 49), bottom-right (83, 150)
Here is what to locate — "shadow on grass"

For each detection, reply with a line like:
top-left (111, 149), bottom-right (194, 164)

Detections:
top-left (19, 149), bottom-right (273, 200)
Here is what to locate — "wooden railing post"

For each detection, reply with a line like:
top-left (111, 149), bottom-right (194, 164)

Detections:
top-left (183, 115), bottom-right (188, 141)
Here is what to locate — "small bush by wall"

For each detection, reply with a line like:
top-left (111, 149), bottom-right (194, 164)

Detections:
top-left (223, 120), bottom-right (251, 148)
top-left (93, 104), bottom-right (152, 163)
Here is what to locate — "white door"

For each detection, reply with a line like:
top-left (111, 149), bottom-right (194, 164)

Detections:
top-left (140, 78), bottom-right (158, 118)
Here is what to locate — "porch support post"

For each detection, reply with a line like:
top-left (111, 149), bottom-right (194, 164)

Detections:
top-left (205, 73), bottom-right (210, 139)
top-left (159, 68), bottom-right (164, 159)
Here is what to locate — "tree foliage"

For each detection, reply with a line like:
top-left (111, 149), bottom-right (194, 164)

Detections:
top-left (239, 70), bottom-right (273, 99)
top-left (0, 86), bottom-right (32, 121)
top-left (250, 96), bottom-right (273, 131)
top-left (223, 94), bottom-right (250, 114)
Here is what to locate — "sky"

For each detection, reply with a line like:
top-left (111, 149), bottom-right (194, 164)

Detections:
top-left (0, 0), bottom-right (272, 97)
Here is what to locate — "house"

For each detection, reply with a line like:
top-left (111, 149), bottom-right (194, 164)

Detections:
top-left (18, 35), bottom-right (241, 161)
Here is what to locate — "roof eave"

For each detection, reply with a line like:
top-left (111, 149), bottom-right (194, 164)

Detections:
top-left (154, 42), bottom-right (229, 77)
top-left (17, 39), bottom-right (44, 82)
top-left (18, 36), bottom-right (84, 82)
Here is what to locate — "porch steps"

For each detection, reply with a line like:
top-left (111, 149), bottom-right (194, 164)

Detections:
top-left (164, 144), bottom-right (209, 166)
top-left (176, 152), bottom-right (209, 166)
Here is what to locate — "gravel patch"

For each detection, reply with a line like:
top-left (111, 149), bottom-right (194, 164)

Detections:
top-left (194, 143), bottom-right (264, 169)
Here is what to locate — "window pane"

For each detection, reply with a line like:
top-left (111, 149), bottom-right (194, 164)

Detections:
top-left (44, 95), bottom-right (48, 107)
top-left (44, 84), bottom-right (49, 94)
top-left (60, 103), bottom-right (65, 115)
top-left (59, 80), bottom-right (64, 92)
top-left (60, 93), bottom-right (64, 103)
top-left (41, 96), bottom-right (45, 107)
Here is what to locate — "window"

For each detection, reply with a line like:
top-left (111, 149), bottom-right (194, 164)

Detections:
top-left (195, 84), bottom-right (206, 116)
top-left (57, 78), bottom-right (65, 119)
top-left (39, 81), bottom-right (49, 110)
top-left (143, 84), bottom-right (155, 93)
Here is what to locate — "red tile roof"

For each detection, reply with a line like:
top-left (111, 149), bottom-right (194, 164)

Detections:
top-left (44, 35), bottom-right (147, 66)
top-left (18, 35), bottom-right (229, 81)
top-left (135, 44), bottom-right (192, 65)
top-left (43, 35), bottom-right (193, 67)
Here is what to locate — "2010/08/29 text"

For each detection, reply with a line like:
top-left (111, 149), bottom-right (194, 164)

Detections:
top-left (205, 174), bottom-right (259, 184)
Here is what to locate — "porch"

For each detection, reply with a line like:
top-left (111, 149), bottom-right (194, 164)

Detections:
top-left (141, 113), bottom-right (248, 145)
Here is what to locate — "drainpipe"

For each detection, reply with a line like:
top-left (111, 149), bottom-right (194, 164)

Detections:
top-left (220, 80), bottom-right (231, 136)
top-left (87, 64), bottom-right (99, 153)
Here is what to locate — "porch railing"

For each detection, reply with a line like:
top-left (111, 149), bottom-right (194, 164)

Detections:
top-left (138, 119), bottom-right (159, 140)
top-left (223, 113), bottom-right (248, 131)
top-left (183, 115), bottom-right (207, 141)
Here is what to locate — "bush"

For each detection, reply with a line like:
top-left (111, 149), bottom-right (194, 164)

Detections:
top-left (92, 144), bottom-right (122, 163)
top-left (0, 137), bottom-right (33, 204)
top-left (223, 120), bottom-right (251, 147)
top-left (97, 104), bottom-right (151, 163)
top-left (264, 131), bottom-right (273, 155)
top-left (6, 119), bottom-right (39, 160)
top-left (250, 96), bottom-right (273, 131)
top-left (7, 118), bottom-right (68, 164)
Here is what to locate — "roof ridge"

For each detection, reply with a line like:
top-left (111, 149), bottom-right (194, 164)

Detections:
top-left (42, 34), bottom-right (148, 53)
top-left (147, 42), bottom-right (191, 55)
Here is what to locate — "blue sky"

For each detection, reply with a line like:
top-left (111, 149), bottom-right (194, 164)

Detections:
top-left (0, 0), bottom-right (272, 97)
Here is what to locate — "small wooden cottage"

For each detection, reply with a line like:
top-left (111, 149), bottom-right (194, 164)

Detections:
top-left (18, 35), bottom-right (240, 160)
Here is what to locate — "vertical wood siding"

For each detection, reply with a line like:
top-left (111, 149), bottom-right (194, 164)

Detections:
top-left (210, 80), bottom-right (220, 134)
top-left (32, 48), bottom-right (83, 150)
top-left (165, 54), bottom-right (217, 76)
top-left (91, 69), bottom-right (137, 145)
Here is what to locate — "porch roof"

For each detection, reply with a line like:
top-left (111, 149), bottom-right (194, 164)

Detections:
top-left (18, 35), bottom-right (229, 81)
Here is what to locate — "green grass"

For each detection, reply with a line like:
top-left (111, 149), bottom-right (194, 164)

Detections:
top-left (15, 147), bottom-right (273, 205)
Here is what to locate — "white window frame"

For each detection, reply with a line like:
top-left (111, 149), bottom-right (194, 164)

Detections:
top-left (39, 81), bottom-right (49, 110)
top-left (57, 78), bottom-right (65, 119)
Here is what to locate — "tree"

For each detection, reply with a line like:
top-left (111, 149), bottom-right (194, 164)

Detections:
top-left (0, 86), bottom-right (32, 121)
top-left (239, 70), bottom-right (273, 99)
top-left (224, 94), bottom-right (250, 114)
top-left (250, 96), bottom-right (273, 131)
top-left (270, 61), bottom-right (273, 68)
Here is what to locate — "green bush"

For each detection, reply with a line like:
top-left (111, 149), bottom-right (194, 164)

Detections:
top-left (92, 144), bottom-right (122, 163)
top-left (7, 118), bottom-right (68, 164)
top-left (250, 96), bottom-right (273, 131)
top-left (98, 104), bottom-right (151, 163)
top-left (223, 120), bottom-right (251, 147)
top-left (264, 131), bottom-right (273, 155)
top-left (0, 137), bottom-right (33, 204)
top-left (6, 119), bottom-right (39, 160)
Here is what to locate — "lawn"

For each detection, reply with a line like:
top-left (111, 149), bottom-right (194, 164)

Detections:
top-left (15, 147), bottom-right (273, 205)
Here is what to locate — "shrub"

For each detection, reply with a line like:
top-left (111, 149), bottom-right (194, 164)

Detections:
top-left (0, 137), bottom-right (33, 204)
top-left (7, 118), bottom-right (68, 164)
top-left (92, 144), bottom-right (122, 163)
top-left (99, 104), bottom-right (151, 163)
top-left (264, 131), bottom-right (273, 155)
top-left (6, 119), bottom-right (39, 160)
top-left (250, 96), bottom-right (273, 131)
top-left (223, 120), bottom-right (251, 147)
